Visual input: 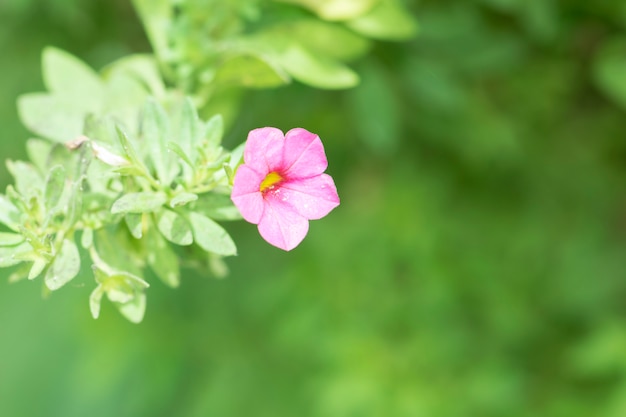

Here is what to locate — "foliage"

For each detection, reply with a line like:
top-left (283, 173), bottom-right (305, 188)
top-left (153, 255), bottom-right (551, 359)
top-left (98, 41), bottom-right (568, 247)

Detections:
top-left (4, 0), bottom-right (626, 417)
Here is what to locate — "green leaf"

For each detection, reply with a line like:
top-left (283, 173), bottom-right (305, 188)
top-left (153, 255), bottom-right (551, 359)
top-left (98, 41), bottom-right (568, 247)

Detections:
top-left (170, 192), bottom-right (198, 208)
top-left (146, 226), bottom-right (180, 288)
top-left (194, 194), bottom-right (242, 221)
top-left (89, 284), bottom-right (105, 319)
top-left (215, 54), bottom-right (290, 88)
top-left (116, 126), bottom-right (145, 171)
top-left (167, 141), bottom-right (194, 169)
top-left (188, 212), bottom-right (236, 256)
top-left (81, 228), bottom-right (93, 249)
top-left (44, 165), bottom-right (66, 212)
top-left (204, 114), bottom-right (224, 149)
top-left (0, 196), bottom-right (21, 231)
top-left (28, 257), bottom-right (48, 280)
top-left (280, 19), bottom-right (370, 61)
top-left (142, 99), bottom-right (177, 183)
top-left (125, 213), bottom-right (144, 239)
top-left (111, 191), bottom-right (167, 214)
top-left (178, 97), bottom-right (202, 162)
top-left (116, 292), bottom-right (147, 324)
top-left (131, 0), bottom-right (172, 68)
top-left (42, 46), bottom-right (104, 104)
top-left (6, 160), bottom-right (44, 199)
top-left (0, 242), bottom-right (32, 267)
top-left (18, 93), bottom-right (89, 143)
top-left (346, 0), bottom-right (418, 40)
top-left (104, 54), bottom-right (166, 98)
top-left (0, 232), bottom-right (25, 246)
top-left (594, 37), bottom-right (626, 111)
top-left (278, 0), bottom-right (379, 21)
top-left (155, 209), bottom-right (193, 246)
top-left (273, 43), bottom-right (359, 89)
top-left (44, 238), bottom-right (81, 290)
top-left (26, 139), bottom-right (53, 174)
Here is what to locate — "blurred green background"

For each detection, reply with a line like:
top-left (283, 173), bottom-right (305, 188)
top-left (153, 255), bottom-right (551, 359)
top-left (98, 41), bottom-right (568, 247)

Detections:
top-left (3, 0), bottom-right (626, 416)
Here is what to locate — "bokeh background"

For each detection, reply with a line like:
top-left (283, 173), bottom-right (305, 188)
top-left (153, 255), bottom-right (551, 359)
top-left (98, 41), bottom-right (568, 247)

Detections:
top-left (3, 0), bottom-right (626, 416)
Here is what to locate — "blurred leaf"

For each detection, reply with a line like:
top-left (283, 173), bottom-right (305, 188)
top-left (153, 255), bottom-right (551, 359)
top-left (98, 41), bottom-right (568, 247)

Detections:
top-left (6, 160), bottom-right (43, 199)
top-left (194, 193), bottom-right (242, 221)
top-left (273, 42), bottom-right (359, 89)
top-left (89, 283), bottom-right (104, 319)
top-left (42, 46), bottom-right (104, 104)
top-left (204, 114), bottom-right (224, 149)
top-left (178, 97), bottom-right (202, 162)
top-left (26, 139), bottom-right (53, 174)
top-left (145, 225), bottom-right (180, 288)
top-left (0, 232), bottom-right (25, 246)
top-left (142, 99), bottom-right (177, 183)
top-left (44, 238), bottom-right (80, 290)
top-left (594, 37), bottom-right (626, 111)
top-left (116, 292), bottom-right (147, 324)
top-left (215, 54), bottom-right (290, 88)
top-left (17, 93), bottom-right (89, 143)
top-left (125, 213), bottom-right (143, 239)
top-left (170, 192), bottom-right (198, 208)
top-left (0, 195), bottom-right (22, 231)
top-left (155, 208), bottom-right (193, 246)
top-left (43, 165), bottom-right (66, 212)
top-left (28, 257), bottom-right (47, 280)
top-left (278, 0), bottom-right (379, 21)
top-left (111, 191), bottom-right (167, 214)
top-left (103, 54), bottom-right (166, 98)
top-left (288, 19), bottom-right (371, 61)
top-left (346, 0), bottom-right (418, 40)
top-left (188, 211), bottom-right (236, 256)
top-left (0, 242), bottom-right (32, 267)
top-left (131, 0), bottom-right (172, 65)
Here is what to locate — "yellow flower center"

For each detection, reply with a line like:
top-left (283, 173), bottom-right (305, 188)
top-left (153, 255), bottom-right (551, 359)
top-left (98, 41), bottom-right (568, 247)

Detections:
top-left (260, 171), bottom-right (283, 193)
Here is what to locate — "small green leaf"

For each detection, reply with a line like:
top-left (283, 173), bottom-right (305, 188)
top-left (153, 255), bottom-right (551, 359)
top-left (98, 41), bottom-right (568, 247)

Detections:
top-left (26, 139), bottom-right (53, 174)
top-left (167, 141), bottom-right (194, 169)
top-left (116, 292), bottom-right (147, 324)
top-left (81, 228), bottom-right (94, 249)
top-left (170, 192), bottom-right (198, 208)
top-left (194, 194), bottom-right (242, 221)
top-left (111, 191), bottom-right (167, 214)
top-left (0, 232), bottom-right (25, 246)
top-left (146, 226), bottom-right (180, 288)
top-left (44, 165), bottom-right (66, 212)
top-left (116, 126), bottom-right (144, 170)
top-left (89, 284), bottom-right (105, 319)
top-left (7, 160), bottom-right (43, 199)
top-left (204, 114), bottom-right (224, 149)
top-left (273, 43), bottom-right (359, 89)
top-left (142, 99), bottom-right (176, 183)
top-left (125, 213), bottom-right (144, 239)
top-left (28, 257), bottom-right (48, 280)
top-left (346, 0), bottom-right (418, 40)
top-left (278, 0), bottom-right (379, 20)
top-left (44, 238), bottom-right (81, 290)
top-left (0, 195), bottom-right (22, 231)
top-left (42, 46), bottom-right (104, 104)
top-left (215, 54), bottom-right (290, 88)
top-left (17, 93), bottom-right (91, 143)
top-left (155, 209), bottom-right (193, 246)
top-left (188, 212), bottom-right (236, 256)
top-left (0, 242), bottom-right (32, 267)
top-left (179, 97), bottom-right (202, 161)
top-left (103, 54), bottom-right (166, 98)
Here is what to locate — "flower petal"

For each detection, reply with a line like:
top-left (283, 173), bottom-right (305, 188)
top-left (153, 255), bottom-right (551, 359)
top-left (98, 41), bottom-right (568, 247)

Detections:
top-left (257, 200), bottom-right (309, 251)
top-left (283, 128), bottom-right (328, 179)
top-left (231, 165), bottom-right (265, 224)
top-left (270, 174), bottom-right (340, 220)
top-left (244, 127), bottom-right (285, 173)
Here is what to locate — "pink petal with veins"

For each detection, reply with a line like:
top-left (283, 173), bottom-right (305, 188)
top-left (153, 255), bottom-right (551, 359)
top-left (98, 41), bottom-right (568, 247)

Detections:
top-left (283, 128), bottom-right (328, 179)
top-left (231, 165), bottom-right (265, 224)
top-left (269, 174), bottom-right (339, 220)
top-left (257, 200), bottom-right (309, 251)
top-left (244, 127), bottom-right (285, 173)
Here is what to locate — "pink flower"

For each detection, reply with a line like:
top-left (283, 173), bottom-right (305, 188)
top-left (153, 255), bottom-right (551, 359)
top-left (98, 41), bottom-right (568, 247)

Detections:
top-left (231, 127), bottom-right (340, 251)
